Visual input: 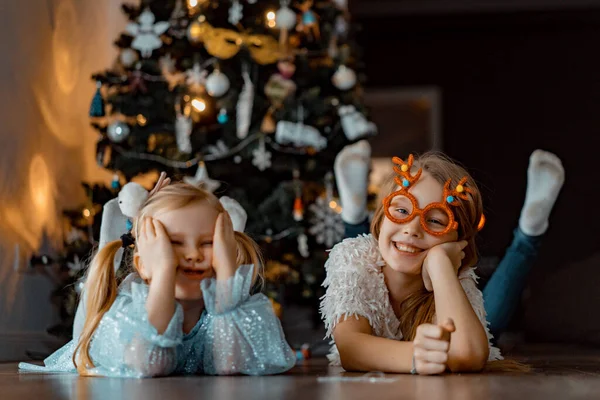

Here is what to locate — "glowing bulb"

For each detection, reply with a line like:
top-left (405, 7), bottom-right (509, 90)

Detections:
top-left (191, 98), bottom-right (206, 112)
top-left (329, 200), bottom-right (338, 209)
top-left (136, 114), bottom-right (147, 126)
top-left (188, 0), bottom-right (198, 7)
top-left (83, 209), bottom-right (91, 218)
top-left (266, 11), bottom-right (276, 27)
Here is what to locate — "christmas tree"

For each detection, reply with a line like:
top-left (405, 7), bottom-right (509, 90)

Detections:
top-left (90, 0), bottom-right (376, 324)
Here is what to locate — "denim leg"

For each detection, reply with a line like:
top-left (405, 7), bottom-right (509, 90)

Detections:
top-left (483, 228), bottom-right (543, 337)
top-left (343, 218), bottom-right (371, 239)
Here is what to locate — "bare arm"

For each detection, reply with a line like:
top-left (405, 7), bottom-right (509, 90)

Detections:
top-left (428, 252), bottom-right (489, 372)
top-left (333, 316), bottom-right (414, 373)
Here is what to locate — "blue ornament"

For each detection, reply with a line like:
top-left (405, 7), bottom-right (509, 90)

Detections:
top-left (111, 177), bottom-right (120, 190)
top-left (126, 219), bottom-right (133, 231)
top-left (402, 178), bottom-right (410, 187)
top-left (446, 195), bottom-right (455, 203)
top-left (303, 10), bottom-right (317, 25)
top-left (217, 109), bottom-right (229, 124)
top-left (89, 81), bottom-right (105, 117)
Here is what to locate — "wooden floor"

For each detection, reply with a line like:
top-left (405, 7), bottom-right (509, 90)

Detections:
top-left (4, 346), bottom-right (600, 400)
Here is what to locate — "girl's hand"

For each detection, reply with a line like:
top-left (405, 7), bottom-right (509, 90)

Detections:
top-left (212, 211), bottom-right (238, 280)
top-left (421, 241), bottom-right (467, 291)
top-left (412, 318), bottom-right (456, 375)
top-left (137, 217), bottom-right (177, 281)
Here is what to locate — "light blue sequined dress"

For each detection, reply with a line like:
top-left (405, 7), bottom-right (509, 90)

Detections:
top-left (19, 265), bottom-right (296, 378)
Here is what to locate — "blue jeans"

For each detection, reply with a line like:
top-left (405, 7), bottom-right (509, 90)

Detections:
top-left (343, 221), bottom-right (542, 337)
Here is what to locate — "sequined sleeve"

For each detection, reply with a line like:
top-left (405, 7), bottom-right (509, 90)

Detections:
top-left (459, 267), bottom-right (503, 361)
top-left (20, 278), bottom-right (184, 378)
top-left (199, 264), bottom-right (296, 376)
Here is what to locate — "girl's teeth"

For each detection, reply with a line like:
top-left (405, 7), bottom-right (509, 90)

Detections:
top-left (394, 243), bottom-right (421, 253)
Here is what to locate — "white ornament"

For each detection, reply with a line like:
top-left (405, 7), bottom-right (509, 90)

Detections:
top-left (276, 6), bottom-right (296, 30)
top-left (335, 15), bottom-right (348, 36)
top-left (65, 228), bottom-right (86, 245)
top-left (120, 48), bottom-right (138, 67)
top-left (206, 140), bottom-right (230, 158)
top-left (308, 196), bottom-right (344, 248)
top-left (107, 121), bottom-right (130, 143)
top-left (229, 0), bottom-right (244, 25)
top-left (338, 105), bottom-right (378, 140)
top-left (118, 182), bottom-right (149, 218)
top-left (175, 114), bottom-right (193, 154)
top-left (298, 233), bottom-right (309, 257)
top-left (332, 65), bottom-right (357, 90)
top-left (126, 9), bottom-right (170, 58)
top-left (206, 69), bottom-right (230, 97)
top-left (219, 196), bottom-right (247, 232)
top-left (160, 54), bottom-right (185, 90)
top-left (67, 255), bottom-right (85, 277)
top-left (275, 121), bottom-right (327, 150)
top-left (332, 0), bottom-right (348, 10)
top-left (186, 62), bottom-right (207, 92)
top-left (184, 161), bottom-right (221, 193)
top-left (252, 135), bottom-right (272, 171)
top-left (236, 67), bottom-right (254, 139)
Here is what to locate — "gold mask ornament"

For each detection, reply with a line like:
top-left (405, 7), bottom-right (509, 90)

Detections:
top-left (192, 22), bottom-right (282, 65)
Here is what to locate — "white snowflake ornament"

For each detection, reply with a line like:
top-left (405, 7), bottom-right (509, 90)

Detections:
top-left (308, 196), bottom-right (344, 248)
top-left (67, 255), bottom-right (85, 277)
top-left (252, 135), bottom-right (272, 171)
top-left (126, 9), bottom-right (170, 58)
top-left (186, 62), bottom-right (208, 92)
top-left (229, 0), bottom-right (244, 25)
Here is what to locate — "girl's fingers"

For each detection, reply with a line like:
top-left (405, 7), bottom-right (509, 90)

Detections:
top-left (414, 348), bottom-right (449, 364)
top-left (146, 217), bottom-right (156, 237)
top-left (415, 360), bottom-right (446, 375)
top-left (414, 337), bottom-right (450, 352)
top-left (139, 217), bottom-right (147, 241)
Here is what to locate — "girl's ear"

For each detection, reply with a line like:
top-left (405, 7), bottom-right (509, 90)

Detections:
top-left (133, 253), bottom-right (148, 281)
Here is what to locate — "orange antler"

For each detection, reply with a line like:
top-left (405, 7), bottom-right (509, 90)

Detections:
top-left (392, 155), bottom-right (422, 190)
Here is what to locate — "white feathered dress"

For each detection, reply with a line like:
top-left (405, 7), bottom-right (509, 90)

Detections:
top-left (319, 234), bottom-right (502, 366)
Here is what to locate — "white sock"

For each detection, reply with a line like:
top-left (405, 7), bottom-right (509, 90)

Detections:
top-left (518, 149), bottom-right (565, 236)
top-left (334, 140), bottom-right (371, 224)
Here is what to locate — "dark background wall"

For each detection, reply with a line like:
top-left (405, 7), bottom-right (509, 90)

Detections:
top-left (354, 1), bottom-right (600, 343)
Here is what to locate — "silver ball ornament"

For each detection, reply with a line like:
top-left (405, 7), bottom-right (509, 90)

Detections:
top-left (206, 70), bottom-right (230, 97)
top-left (107, 121), bottom-right (131, 143)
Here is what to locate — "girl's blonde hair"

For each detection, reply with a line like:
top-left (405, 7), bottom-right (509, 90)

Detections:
top-left (371, 152), bottom-right (528, 372)
top-left (73, 183), bottom-right (263, 375)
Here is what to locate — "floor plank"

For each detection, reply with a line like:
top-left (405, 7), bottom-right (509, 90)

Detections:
top-left (4, 347), bottom-right (600, 400)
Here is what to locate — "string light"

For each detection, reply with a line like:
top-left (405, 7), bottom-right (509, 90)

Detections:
top-left (266, 11), bottom-right (276, 28)
top-left (136, 114), bottom-right (147, 126)
top-left (191, 98), bottom-right (206, 112)
top-left (82, 209), bottom-right (91, 218)
top-left (188, 0), bottom-right (198, 7)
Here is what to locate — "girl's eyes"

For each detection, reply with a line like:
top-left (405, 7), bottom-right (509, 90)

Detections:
top-left (200, 241), bottom-right (213, 247)
top-left (170, 240), bottom-right (183, 245)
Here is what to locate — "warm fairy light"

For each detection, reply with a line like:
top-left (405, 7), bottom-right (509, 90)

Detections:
top-left (136, 114), bottom-right (147, 126)
top-left (191, 98), bottom-right (206, 112)
top-left (188, 0), bottom-right (198, 7)
top-left (82, 209), bottom-right (91, 218)
top-left (329, 200), bottom-right (337, 209)
top-left (266, 11), bottom-right (276, 28)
